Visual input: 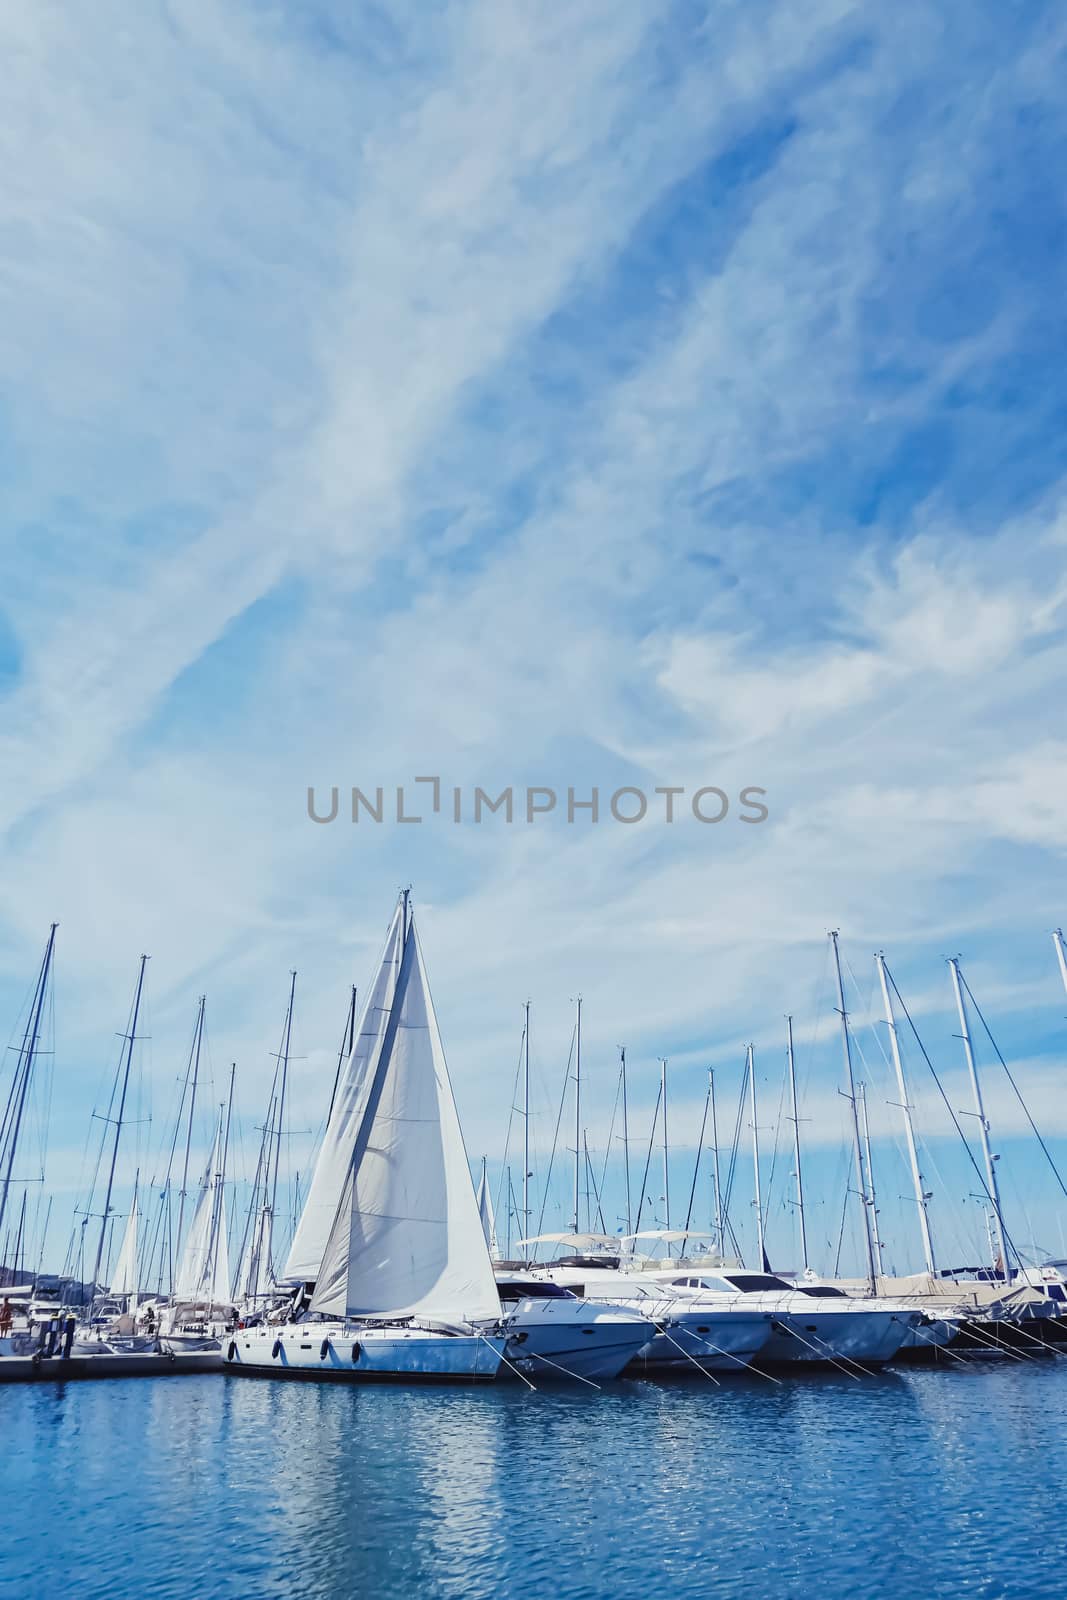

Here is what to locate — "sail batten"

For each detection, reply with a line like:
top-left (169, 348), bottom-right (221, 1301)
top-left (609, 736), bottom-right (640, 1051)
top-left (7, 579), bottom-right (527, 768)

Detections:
top-left (308, 907), bottom-right (500, 1326)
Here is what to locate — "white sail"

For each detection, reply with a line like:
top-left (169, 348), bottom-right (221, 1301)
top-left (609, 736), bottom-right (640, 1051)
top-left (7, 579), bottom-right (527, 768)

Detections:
top-left (476, 1158), bottom-right (499, 1260)
top-left (310, 908), bottom-right (500, 1325)
top-left (283, 902), bottom-right (405, 1284)
top-left (175, 1126), bottom-right (231, 1304)
top-left (111, 1191), bottom-right (139, 1304)
top-left (236, 1204), bottom-right (274, 1301)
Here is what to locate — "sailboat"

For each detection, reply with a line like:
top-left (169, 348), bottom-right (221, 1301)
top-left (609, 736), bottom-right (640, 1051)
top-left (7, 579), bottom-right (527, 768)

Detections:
top-left (162, 1107), bottom-right (233, 1355)
top-left (225, 893), bottom-right (506, 1382)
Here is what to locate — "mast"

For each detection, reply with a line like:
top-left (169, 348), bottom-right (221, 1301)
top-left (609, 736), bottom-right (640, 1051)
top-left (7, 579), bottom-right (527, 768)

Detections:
top-left (572, 996), bottom-right (582, 1234)
top-left (660, 1057), bottom-right (670, 1250)
top-left (174, 996), bottom-right (205, 1283)
top-left (0, 924), bottom-right (57, 1244)
top-left (90, 955), bottom-right (148, 1311)
top-left (327, 986), bottom-right (358, 1126)
top-left (747, 1045), bottom-right (766, 1270)
top-left (683, 1074), bottom-right (711, 1238)
top-left (785, 1016), bottom-right (808, 1273)
top-left (209, 1064), bottom-right (235, 1305)
top-left (709, 1068), bottom-right (724, 1258)
top-left (620, 1046), bottom-right (632, 1236)
top-left (949, 956), bottom-right (1011, 1281)
top-left (1054, 929), bottom-right (1067, 1000)
top-left (876, 952), bottom-right (936, 1275)
top-left (523, 1001), bottom-right (530, 1257)
top-left (269, 972), bottom-right (297, 1239)
top-left (858, 1085), bottom-right (883, 1277)
top-left (830, 931), bottom-right (877, 1293)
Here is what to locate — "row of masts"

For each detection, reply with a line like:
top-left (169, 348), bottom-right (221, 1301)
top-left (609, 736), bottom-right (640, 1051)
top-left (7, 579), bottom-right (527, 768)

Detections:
top-left (5, 926), bottom-right (1067, 1298)
top-left (503, 930), bottom-right (1067, 1285)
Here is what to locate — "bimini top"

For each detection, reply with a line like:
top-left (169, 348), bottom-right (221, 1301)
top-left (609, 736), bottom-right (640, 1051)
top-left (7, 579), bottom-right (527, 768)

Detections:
top-left (516, 1232), bottom-right (619, 1251)
top-left (622, 1229), bottom-right (708, 1245)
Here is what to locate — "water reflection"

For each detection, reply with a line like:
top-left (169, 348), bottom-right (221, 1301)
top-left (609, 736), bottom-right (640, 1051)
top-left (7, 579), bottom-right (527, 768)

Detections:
top-left (0, 1366), bottom-right (1065, 1600)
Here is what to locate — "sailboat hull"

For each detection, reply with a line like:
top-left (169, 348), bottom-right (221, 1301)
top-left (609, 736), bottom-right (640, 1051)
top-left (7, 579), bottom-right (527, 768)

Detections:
top-left (224, 1325), bottom-right (504, 1383)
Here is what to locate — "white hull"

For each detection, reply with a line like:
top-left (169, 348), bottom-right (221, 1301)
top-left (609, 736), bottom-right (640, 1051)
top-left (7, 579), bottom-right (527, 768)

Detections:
top-left (759, 1307), bottom-right (909, 1366)
top-left (504, 1299), bottom-right (651, 1380)
top-left (633, 1311), bottom-right (772, 1372)
top-left (160, 1332), bottom-right (223, 1354)
top-left (224, 1324), bottom-right (503, 1383)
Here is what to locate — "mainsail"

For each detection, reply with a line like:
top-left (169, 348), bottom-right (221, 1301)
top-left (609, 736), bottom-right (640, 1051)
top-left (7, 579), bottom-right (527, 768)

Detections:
top-left (476, 1158), bottom-right (499, 1260)
top-left (174, 1124), bottom-right (231, 1303)
top-left (110, 1189), bottom-right (139, 1304)
top-left (309, 901), bottom-right (500, 1326)
top-left (282, 902), bottom-right (405, 1284)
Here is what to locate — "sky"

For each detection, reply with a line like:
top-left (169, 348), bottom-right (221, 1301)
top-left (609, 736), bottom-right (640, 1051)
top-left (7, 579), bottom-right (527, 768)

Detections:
top-left (2, 0), bottom-right (1067, 1285)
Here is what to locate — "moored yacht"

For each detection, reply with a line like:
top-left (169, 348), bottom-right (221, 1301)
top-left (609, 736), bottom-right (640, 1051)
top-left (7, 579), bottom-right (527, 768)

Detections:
top-left (495, 1275), bottom-right (654, 1380)
top-left (225, 894), bottom-right (506, 1384)
top-left (532, 1262), bottom-right (774, 1373)
top-left (649, 1270), bottom-right (918, 1368)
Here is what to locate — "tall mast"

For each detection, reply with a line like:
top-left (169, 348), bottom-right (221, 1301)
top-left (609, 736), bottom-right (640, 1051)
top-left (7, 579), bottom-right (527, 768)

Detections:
top-left (660, 1057), bottom-right (670, 1250)
top-left (949, 957), bottom-right (1011, 1280)
top-left (90, 954), bottom-right (148, 1308)
top-left (0, 924), bottom-right (57, 1244)
top-left (174, 996), bottom-right (206, 1282)
top-left (747, 1045), bottom-right (765, 1269)
top-left (1054, 929), bottom-right (1067, 1000)
top-left (327, 986), bottom-right (357, 1126)
top-left (876, 953), bottom-right (936, 1275)
top-left (620, 1046), bottom-right (632, 1236)
top-left (522, 1001), bottom-right (530, 1256)
top-left (683, 1074), bottom-right (711, 1238)
top-left (830, 931), bottom-right (877, 1293)
top-left (785, 1016), bottom-right (809, 1273)
top-left (572, 996), bottom-right (582, 1233)
top-left (270, 972), bottom-right (297, 1233)
top-left (209, 1063), bottom-right (235, 1304)
top-left (858, 1085), bottom-right (883, 1277)
top-left (709, 1068), bottom-right (724, 1257)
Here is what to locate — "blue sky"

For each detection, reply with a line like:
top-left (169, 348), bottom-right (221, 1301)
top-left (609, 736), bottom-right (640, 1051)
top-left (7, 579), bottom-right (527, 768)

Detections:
top-left (2, 1), bottom-right (1067, 1282)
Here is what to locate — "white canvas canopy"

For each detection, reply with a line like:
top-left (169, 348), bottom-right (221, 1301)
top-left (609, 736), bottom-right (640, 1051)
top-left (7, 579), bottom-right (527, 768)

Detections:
top-left (110, 1190), bottom-right (139, 1305)
top-left (309, 902), bottom-right (500, 1326)
top-left (175, 1125), bottom-right (231, 1304)
top-left (476, 1158), bottom-right (499, 1261)
top-left (283, 903), bottom-right (405, 1284)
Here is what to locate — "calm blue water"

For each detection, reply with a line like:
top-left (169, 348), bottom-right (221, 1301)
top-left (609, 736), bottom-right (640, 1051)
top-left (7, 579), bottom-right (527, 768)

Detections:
top-left (2, 1363), bottom-right (1065, 1598)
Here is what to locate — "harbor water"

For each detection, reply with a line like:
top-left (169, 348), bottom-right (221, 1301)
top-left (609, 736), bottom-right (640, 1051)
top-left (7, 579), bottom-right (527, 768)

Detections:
top-left (2, 1362), bottom-right (1065, 1599)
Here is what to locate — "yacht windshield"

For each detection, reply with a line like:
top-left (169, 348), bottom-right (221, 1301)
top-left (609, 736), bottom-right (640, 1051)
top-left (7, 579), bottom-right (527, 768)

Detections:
top-left (721, 1273), bottom-right (795, 1293)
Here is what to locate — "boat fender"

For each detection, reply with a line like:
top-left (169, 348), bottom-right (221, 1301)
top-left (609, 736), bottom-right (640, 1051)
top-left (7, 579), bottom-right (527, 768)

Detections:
top-left (351, 1341), bottom-right (362, 1363)
top-left (167, 1349), bottom-right (177, 1363)
top-left (320, 1338), bottom-right (330, 1360)
top-left (227, 1340), bottom-right (237, 1362)
top-left (271, 1339), bottom-right (282, 1360)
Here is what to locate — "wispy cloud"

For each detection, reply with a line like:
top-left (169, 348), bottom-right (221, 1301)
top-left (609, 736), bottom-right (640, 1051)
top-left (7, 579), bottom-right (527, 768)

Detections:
top-left (2, 1), bottom-right (1067, 1274)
